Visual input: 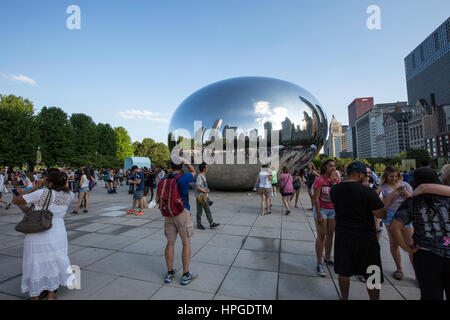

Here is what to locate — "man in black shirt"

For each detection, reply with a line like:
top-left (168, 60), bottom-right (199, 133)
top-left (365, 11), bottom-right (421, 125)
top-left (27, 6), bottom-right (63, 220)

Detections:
top-left (330, 161), bottom-right (387, 300)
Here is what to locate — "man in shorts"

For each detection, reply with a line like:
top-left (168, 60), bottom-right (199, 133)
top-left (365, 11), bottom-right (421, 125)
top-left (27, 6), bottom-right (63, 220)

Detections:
top-left (330, 162), bottom-right (387, 300)
top-left (127, 166), bottom-right (145, 216)
top-left (163, 159), bottom-right (198, 286)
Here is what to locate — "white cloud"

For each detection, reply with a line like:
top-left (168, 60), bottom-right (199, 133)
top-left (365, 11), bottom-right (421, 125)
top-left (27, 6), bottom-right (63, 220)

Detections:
top-left (254, 101), bottom-right (271, 115)
top-left (0, 72), bottom-right (37, 85)
top-left (254, 101), bottom-right (288, 130)
top-left (118, 109), bottom-right (170, 123)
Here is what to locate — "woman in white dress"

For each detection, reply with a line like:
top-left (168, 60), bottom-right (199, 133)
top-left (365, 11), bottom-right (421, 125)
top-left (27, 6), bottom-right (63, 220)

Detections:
top-left (12, 171), bottom-right (74, 300)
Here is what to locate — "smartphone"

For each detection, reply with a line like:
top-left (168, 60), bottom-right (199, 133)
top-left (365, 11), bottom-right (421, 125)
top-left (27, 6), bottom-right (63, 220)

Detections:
top-left (397, 186), bottom-right (406, 191)
top-left (12, 189), bottom-right (19, 196)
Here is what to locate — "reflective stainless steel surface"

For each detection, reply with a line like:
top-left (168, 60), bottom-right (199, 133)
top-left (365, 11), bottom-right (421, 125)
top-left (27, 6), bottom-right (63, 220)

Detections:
top-left (168, 77), bottom-right (327, 190)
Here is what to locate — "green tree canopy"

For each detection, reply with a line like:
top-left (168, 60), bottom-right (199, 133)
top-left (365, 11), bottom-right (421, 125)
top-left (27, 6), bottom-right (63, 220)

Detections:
top-left (35, 107), bottom-right (75, 167)
top-left (407, 149), bottom-right (431, 166)
top-left (134, 138), bottom-right (171, 167)
top-left (97, 123), bottom-right (118, 157)
top-left (114, 126), bottom-right (134, 162)
top-left (70, 113), bottom-right (99, 162)
top-left (0, 94), bottom-right (38, 167)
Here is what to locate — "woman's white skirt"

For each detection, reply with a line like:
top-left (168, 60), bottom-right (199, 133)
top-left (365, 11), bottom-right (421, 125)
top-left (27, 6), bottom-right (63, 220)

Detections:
top-left (21, 218), bottom-right (72, 297)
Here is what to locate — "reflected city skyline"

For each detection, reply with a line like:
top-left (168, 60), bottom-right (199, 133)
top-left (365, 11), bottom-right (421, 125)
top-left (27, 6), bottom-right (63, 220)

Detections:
top-left (168, 77), bottom-right (327, 190)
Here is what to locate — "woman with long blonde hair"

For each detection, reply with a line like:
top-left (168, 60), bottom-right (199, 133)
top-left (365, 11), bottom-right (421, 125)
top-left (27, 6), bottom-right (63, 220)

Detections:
top-left (379, 166), bottom-right (414, 281)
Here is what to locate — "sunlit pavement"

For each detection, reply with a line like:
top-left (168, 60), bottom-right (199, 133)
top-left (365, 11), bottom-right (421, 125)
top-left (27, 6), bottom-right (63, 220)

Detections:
top-left (0, 185), bottom-right (419, 300)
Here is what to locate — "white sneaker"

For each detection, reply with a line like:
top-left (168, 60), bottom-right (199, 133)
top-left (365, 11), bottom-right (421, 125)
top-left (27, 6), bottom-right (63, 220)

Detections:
top-left (148, 200), bottom-right (157, 208)
top-left (270, 192), bottom-right (274, 197)
top-left (316, 264), bottom-right (326, 277)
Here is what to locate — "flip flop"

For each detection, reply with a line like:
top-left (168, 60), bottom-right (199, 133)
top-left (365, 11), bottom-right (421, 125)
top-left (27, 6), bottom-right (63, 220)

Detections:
top-left (393, 270), bottom-right (404, 280)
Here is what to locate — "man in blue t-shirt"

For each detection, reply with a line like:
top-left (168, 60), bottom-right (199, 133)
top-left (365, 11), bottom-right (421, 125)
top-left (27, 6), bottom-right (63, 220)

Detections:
top-left (163, 158), bottom-right (198, 286)
top-left (127, 166), bottom-right (145, 216)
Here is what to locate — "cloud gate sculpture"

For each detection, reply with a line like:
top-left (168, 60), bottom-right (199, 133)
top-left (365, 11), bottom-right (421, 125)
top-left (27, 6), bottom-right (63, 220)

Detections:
top-left (168, 77), bottom-right (328, 190)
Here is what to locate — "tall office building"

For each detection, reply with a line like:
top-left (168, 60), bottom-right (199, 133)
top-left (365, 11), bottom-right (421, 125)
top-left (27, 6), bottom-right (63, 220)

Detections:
top-left (327, 115), bottom-right (343, 157)
top-left (384, 112), bottom-right (412, 158)
top-left (348, 97), bottom-right (374, 157)
top-left (355, 102), bottom-right (409, 158)
top-left (405, 18), bottom-right (450, 107)
top-left (405, 17), bottom-right (450, 159)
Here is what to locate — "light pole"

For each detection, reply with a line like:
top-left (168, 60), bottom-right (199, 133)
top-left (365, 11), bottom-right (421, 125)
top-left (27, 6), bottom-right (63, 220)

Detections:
top-left (36, 146), bottom-right (41, 169)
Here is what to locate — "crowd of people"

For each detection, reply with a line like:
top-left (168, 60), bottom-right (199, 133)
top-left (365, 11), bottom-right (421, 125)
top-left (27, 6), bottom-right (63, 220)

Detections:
top-left (255, 161), bottom-right (449, 300)
top-left (1, 160), bottom-right (449, 300)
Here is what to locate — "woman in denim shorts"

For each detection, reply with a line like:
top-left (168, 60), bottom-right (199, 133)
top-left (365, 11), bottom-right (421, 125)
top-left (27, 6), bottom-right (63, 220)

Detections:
top-left (312, 159), bottom-right (341, 277)
top-left (380, 166), bottom-right (413, 280)
top-left (72, 168), bottom-right (94, 214)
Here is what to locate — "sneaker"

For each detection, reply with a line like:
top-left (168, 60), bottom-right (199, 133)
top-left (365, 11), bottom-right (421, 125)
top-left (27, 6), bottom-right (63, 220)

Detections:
top-left (324, 259), bottom-right (334, 265)
top-left (127, 209), bottom-right (135, 214)
top-left (71, 210), bottom-right (78, 215)
top-left (270, 192), bottom-right (274, 197)
top-left (164, 270), bottom-right (176, 283)
top-left (5, 203), bottom-right (11, 210)
top-left (181, 271), bottom-right (198, 286)
top-left (316, 264), bottom-right (326, 277)
top-left (197, 224), bottom-right (206, 230)
top-left (210, 222), bottom-right (220, 229)
top-left (136, 211), bottom-right (144, 216)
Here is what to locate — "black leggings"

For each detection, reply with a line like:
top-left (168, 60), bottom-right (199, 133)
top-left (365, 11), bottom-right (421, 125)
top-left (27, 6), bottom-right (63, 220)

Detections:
top-left (413, 249), bottom-right (450, 300)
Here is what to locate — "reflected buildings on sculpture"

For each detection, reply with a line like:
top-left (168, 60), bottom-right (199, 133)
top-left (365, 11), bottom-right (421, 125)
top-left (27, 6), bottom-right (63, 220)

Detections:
top-left (168, 77), bottom-right (328, 190)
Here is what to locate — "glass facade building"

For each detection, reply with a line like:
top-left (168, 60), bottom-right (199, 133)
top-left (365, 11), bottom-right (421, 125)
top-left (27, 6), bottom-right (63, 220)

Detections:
top-left (404, 17), bottom-right (450, 107)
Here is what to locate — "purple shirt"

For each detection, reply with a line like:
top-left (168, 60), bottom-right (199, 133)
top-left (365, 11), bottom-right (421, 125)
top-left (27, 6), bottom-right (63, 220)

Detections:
top-left (280, 174), bottom-right (293, 194)
top-left (380, 181), bottom-right (413, 212)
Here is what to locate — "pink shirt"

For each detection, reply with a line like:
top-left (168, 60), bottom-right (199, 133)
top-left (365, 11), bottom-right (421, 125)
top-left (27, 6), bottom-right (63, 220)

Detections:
top-left (313, 175), bottom-right (341, 210)
top-left (280, 174), bottom-right (293, 193)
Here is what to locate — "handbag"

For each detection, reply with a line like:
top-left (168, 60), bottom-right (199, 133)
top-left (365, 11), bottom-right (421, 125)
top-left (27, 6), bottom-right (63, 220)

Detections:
top-left (196, 175), bottom-right (209, 205)
top-left (15, 190), bottom-right (54, 234)
top-left (197, 193), bottom-right (207, 204)
top-left (280, 174), bottom-right (288, 194)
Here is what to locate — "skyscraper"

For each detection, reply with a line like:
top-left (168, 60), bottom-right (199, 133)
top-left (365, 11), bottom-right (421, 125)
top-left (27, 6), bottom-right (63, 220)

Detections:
top-left (327, 115), bottom-right (344, 157)
top-left (404, 17), bottom-right (450, 160)
top-left (348, 97), bottom-right (374, 158)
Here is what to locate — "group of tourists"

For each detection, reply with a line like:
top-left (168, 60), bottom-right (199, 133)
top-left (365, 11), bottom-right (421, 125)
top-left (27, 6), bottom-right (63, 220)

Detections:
top-left (310, 160), bottom-right (449, 300)
top-left (3, 159), bottom-right (450, 300)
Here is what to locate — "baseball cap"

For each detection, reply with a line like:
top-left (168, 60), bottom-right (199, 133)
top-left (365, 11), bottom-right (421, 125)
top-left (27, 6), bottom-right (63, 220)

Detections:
top-left (346, 161), bottom-right (367, 175)
top-left (411, 167), bottom-right (441, 189)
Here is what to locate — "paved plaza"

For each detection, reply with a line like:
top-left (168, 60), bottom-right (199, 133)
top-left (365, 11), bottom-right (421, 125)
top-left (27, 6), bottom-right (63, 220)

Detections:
top-left (0, 185), bottom-right (420, 300)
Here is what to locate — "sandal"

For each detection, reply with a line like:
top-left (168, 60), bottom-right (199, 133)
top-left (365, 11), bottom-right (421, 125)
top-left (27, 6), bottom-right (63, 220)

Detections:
top-left (393, 270), bottom-right (404, 280)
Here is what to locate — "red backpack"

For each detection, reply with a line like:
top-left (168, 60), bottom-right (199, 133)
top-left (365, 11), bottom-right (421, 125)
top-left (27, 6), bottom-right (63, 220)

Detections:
top-left (156, 174), bottom-right (185, 217)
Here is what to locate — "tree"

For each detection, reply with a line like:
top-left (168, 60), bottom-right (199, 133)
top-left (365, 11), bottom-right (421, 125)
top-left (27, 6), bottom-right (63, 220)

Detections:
top-left (70, 113), bottom-right (99, 164)
top-left (97, 123), bottom-right (118, 157)
top-left (407, 149), bottom-right (431, 167)
top-left (35, 107), bottom-right (75, 167)
top-left (374, 163), bottom-right (386, 176)
top-left (0, 94), bottom-right (38, 167)
top-left (114, 126), bottom-right (134, 162)
top-left (134, 138), bottom-right (171, 167)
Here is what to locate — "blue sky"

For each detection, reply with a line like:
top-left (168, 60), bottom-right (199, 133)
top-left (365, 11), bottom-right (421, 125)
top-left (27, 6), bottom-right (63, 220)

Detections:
top-left (1, 0), bottom-right (449, 144)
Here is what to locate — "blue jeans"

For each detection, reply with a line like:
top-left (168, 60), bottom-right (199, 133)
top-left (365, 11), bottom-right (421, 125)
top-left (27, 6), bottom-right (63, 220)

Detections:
top-left (383, 209), bottom-right (413, 227)
top-left (313, 208), bottom-right (335, 220)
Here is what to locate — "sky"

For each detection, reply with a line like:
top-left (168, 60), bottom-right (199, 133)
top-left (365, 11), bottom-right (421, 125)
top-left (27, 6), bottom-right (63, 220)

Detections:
top-left (1, 0), bottom-right (449, 144)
